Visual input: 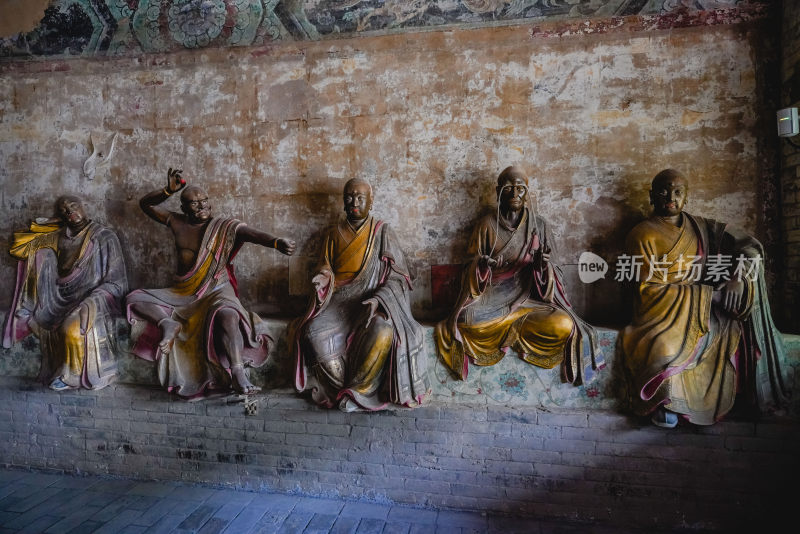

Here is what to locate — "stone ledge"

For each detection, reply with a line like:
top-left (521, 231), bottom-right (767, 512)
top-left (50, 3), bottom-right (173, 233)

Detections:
top-left (2, 314), bottom-right (799, 413)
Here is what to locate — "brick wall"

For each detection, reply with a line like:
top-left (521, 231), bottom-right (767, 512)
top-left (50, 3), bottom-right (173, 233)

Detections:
top-left (783, 0), bottom-right (800, 333)
top-left (1, 376), bottom-right (797, 531)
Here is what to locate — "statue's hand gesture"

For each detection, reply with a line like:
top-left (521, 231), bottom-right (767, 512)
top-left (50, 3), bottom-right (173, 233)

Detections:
top-left (717, 279), bottom-right (745, 315)
top-left (541, 245), bottom-right (551, 264)
top-left (535, 246), bottom-right (551, 270)
top-left (312, 269), bottom-right (332, 304)
top-left (312, 270), bottom-right (331, 291)
top-left (276, 238), bottom-right (296, 256)
top-left (479, 254), bottom-right (500, 271)
top-left (33, 217), bottom-right (61, 226)
top-left (166, 167), bottom-right (186, 194)
top-left (79, 304), bottom-right (89, 333)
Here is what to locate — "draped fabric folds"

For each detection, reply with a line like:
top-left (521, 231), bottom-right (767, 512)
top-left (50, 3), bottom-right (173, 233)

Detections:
top-left (3, 221), bottom-right (128, 389)
top-left (621, 213), bottom-right (788, 424)
top-left (292, 217), bottom-right (429, 410)
top-left (126, 217), bottom-right (270, 398)
top-left (435, 209), bottom-right (603, 385)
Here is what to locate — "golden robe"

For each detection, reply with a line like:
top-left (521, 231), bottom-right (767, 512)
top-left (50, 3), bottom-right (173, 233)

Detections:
top-left (435, 209), bottom-right (603, 384)
top-left (293, 217), bottom-right (428, 410)
top-left (3, 221), bottom-right (127, 389)
top-left (126, 217), bottom-right (270, 398)
top-left (621, 213), bottom-right (788, 424)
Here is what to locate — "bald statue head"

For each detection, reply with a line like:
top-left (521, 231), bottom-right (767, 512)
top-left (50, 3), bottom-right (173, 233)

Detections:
top-left (650, 169), bottom-right (688, 218)
top-left (496, 166), bottom-right (529, 213)
top-left (180, 185), bottom-right (212, 224)
top-left (55, 195), bottom-right (89, 231)
top-left (343, 178), bottom-right (373, 225)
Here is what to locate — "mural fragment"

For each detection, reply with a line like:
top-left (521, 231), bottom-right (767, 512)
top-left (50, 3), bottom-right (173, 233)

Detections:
top-left (0, 1), bottom-right (763, 59)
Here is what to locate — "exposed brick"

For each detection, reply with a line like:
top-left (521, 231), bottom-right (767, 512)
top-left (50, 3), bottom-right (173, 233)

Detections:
top-left (542, 438), bottom-right (596, 455)
top-left (724, 435), bottom-right (797, 453)
top-left (403, 478), bottom-right (450, 495)
top-left (486, 407), bottom-right (537, 424)
top-left (450, 483), bottom-right (503, 499)
top-left (509, 448), bottom-right (562, 465)
top-left (461, 445), bottom-right (511, 461)
top-left (0, 370), bottom-right (795, 531)
top-left (537, 412), bottom-right (588, 428)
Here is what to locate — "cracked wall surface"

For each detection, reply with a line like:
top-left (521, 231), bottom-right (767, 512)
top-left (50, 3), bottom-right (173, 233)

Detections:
top-left (0, 13), bottom-right (779, 326)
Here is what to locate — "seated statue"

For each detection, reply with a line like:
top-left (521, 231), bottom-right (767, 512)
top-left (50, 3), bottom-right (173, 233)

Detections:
top-left (621, 169), bottom-right (788, 427)
top-left (3, 196), bottom-right (128, 390)
top-left (435, 166), bottom-right (602, 384)
top-left (126, 169), bottom-right (296, 397)
top-left (293, 178), bottom-right (429, 411)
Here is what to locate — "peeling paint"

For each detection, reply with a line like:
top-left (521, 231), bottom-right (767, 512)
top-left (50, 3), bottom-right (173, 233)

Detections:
top-left (0, 19), bottom-right (779, 327)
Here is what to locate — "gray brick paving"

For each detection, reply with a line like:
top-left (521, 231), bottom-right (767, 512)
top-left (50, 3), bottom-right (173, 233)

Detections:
top-left (295, 496), bottom-right (345, 515)
top-left (328, 515), bottom-right (359, 534)
top-left (197, 517), bottom-right (229, 534)
top-left (305, 513), bottom-right (339, 533)
top-left (340, 502), bottom-right (391, 520)
top-left (381, 522), bottom-right (411, 534)
top-left (219, 503), bottom-right (267, 533)
top-left (0, 468), bottom-right (737, 533)
top-left (143, 513), bottom-right (185, 534)
top-left (355, 518), bottom-right (385, 534)
top-left (17, 514), bottom-right (60, 534)
top-left (388, 507), bottom-right (438, 525)
top-left (276, 510), bottom-right (314, 533)
top-left (435, 511), bottom-right (487, 530)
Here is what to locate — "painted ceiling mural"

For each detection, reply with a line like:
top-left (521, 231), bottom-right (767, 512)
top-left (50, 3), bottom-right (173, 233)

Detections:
top-left (0, 0), bottom-right (758, 59)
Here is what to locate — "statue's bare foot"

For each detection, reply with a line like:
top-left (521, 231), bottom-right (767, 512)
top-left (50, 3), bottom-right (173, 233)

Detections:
top-left (231, 365), bottom-right (260, 395)
top-left (157, 318), bottom-right (181, 356)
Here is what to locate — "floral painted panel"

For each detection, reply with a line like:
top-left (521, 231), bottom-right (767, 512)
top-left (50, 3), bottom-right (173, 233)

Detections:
top-left (0, 1), bottom-right (760, 59)
top-left (3, 313), bottom-right (797, 415)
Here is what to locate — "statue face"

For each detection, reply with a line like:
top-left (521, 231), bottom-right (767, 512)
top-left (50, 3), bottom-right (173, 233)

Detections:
top-left (181, 188), bottom-right (212, 223)
top-left (497, 175), bottom-right (528, 212)
top-left (57, 198), bottom-right (87, 229)
top-left (650, 177), bottom-right (687, 217)
top-left (343, 182), bottom-right (372, 222)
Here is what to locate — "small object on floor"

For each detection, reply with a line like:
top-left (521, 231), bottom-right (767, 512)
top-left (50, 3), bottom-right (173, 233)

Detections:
top-left (226, 393), bottom-right (260, 415)
top-left (244, 396), bottom-right (258, 416)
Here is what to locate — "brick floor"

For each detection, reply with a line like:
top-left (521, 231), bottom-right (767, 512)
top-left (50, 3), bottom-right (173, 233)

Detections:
top-left (0, 468), bottom-right (700, 533)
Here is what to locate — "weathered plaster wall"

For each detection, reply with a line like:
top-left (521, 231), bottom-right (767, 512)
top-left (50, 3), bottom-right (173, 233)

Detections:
top-left (0, 16), bottom-right (778, 325)
top-left (0, 0), bottom-right (50, 38)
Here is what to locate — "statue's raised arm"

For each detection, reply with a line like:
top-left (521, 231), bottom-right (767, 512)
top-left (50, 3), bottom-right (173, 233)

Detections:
top-left (139, 167), bottom-right (186, 225)
top-left (127, 174), bottom-right (296, 398)
top-left (235, 225), bottom-right (296, 256)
